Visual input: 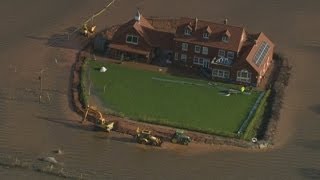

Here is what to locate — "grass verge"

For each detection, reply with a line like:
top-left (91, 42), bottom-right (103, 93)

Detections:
top-left (243, 89), bottom-right (271, 140)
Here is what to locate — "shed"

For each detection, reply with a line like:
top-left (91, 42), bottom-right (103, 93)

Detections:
top-left (94, 35), bottom-right (107, 52)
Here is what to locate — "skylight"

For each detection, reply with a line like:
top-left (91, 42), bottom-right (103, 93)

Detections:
top-left (253, 41), bottom-right (270, 66)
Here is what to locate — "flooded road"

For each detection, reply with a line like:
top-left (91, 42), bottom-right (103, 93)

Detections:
top-left (0, 0), bottom-right (319, 179)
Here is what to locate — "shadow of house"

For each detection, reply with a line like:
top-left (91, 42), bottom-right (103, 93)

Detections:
top-left (26, 26), bottom-right (88, 50)
top-left (93, 33), bottom-right (108, 54)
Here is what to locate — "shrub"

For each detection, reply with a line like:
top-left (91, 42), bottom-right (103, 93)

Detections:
top-left (79, 60), bottom-right (89, 108)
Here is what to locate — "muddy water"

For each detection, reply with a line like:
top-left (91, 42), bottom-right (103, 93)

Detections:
top-left (0, 0), bottom-right (320, 179)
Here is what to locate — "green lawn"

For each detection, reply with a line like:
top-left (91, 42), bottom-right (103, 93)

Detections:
top-left (86, 60), bottom-right (261, 136)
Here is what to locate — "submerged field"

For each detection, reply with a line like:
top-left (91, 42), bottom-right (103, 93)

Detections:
top-left (86, 60), bottom-right (261, 136)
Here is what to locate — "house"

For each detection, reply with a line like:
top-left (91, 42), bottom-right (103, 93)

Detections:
top-left (105, 11), bottom-right (174, 63)
top-left (102, 10), bottom-right (274, 86)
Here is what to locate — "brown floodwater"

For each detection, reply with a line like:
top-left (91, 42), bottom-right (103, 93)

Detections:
top-left (0, 0), bottom-right (320, 179)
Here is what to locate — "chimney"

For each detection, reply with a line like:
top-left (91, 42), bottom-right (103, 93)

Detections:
top-left (224, 18), bottom-right (228, 25)
top-left (134, 9), bottom-right (141, 21)
top-left (195, 17), bottom-right (198, 30)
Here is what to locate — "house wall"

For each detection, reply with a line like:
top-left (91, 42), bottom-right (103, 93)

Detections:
top-left (112, 27), bottom-right (150, 51)
top-left (173, 40), bottom-right (237, 67)
top-left (231, 61), bottom-right (259, 86)
top-left (107, 27), bottom-right (153, 63)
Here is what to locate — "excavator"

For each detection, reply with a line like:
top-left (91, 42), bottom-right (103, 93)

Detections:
top-left (80, 23), bottom-right (96, 37)
top-left (135, 128), bottom-right (163, 146)
top-left (82, 106), bottom-right (114, 132)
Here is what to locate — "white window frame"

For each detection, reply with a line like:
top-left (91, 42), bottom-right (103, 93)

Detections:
top-left (222, 36), bottom-right (229, 43)
top-left (202, 47), bottom-right (208, 55)
top-left (126, 34), bottom-right (139, 45)
top-left (184, 28), bottom-right (191, 35)
top-left (212, 69), bottom-right (230, 79)
top-left (227, 51), bottom-right (234, 59)
top-left (182, 43), bottom-right (188, 51)
top-left (193, 56), bottom-right (199, 64)
top-left (194, 45), bottom-right (201, 53)
top-left (203, 33), bottom-right (209, 39)
top-left (236, 69), bottom-right (251, 83)
top-left (218, 49), bottom-right (225, 57)
top-left (181, 54), bottom-right (187, 62)
top-left (193, 56), bottom-right (210, 68)
top-left (174, 52), bottom-right (179, 61)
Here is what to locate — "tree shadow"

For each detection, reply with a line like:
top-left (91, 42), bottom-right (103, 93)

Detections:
top-left (35, 115), bottom-right (93, 132)
top-left (299, 168), bottom-right (320, 179)
top-left (26, 26), bottom-right (88, 50)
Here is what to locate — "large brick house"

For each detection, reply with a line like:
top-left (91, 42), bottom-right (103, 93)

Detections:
top-left (101, 10), bottom-right (274, 86)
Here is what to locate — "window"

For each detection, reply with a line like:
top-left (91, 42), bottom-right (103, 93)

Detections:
top-left (227, 51), bottom-right (234, 59)
top-left (212, 69), bottom-right (230, 79)
top-left (193, 56), bottom-right (210, 67)
top-left (202, 47), bottom-right (208, 55)
top-left (182, 43), bottom-right (188, 51)
top-left (174, 52), bottom-right (179, 61)
top-left (237, 69), bottom-right (251, 83)
top-left (126, 34), bottom-right (139, 45)
top-left (218, 49), bottom-right (225, 57)
top-left (181, 54), bottom-right (187, 62)
top-left (194, 45), bottom-right (201, 53)
top-left (222, 36), bottom-right (229, 43)
top-left (203, 33), bottom-right (209, 39)
top-left (193, 56), bottom-right (199, 64)
top-left (184, 28), bottom-right (191, 35)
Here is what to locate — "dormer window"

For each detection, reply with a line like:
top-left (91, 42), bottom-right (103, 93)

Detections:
top-left (203, 26), bottom-right (212, 39)
top-left (184, 28), bottom-right (191, 35)
top-left (184, 24), bottom-right (192, 36)
top-left (203, 33), bottom-right (209, 39)
top-left (222, 35), bottom-right (229, 43)
top-left (222, 29), bottom-right (231, 43)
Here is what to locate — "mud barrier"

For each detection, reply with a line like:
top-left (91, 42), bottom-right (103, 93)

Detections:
top-left (256, 52), bottom-right (292, 141)
top-left (70, 45), bottom-right (290, 149)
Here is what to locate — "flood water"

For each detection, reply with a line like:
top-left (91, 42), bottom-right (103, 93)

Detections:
top-left (0, 0), bottom-right (320, 179)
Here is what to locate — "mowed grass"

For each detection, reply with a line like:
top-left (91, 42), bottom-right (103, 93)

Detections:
top-left (87, 60), bottom-right (261, 135)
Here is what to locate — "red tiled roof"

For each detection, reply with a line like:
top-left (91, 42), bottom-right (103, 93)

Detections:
top-left (109, 15), bottom-right (175, 50)
top-left (174, 17), bottom-right (245, 52)
top-left (145, 17), bottom-right (180, 33)
top-left (141, 27), bottom-right (174, 49)
top-left (237, 32), bottom-right (275, 73)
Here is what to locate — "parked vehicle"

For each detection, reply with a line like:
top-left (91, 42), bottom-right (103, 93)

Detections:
top-left (80, 23), bottom-right (96, 37)
top-left (135, 128), bottom-right (162, 146)
top-left (82, 106), bottom-right (114, 132)
top-left (171, 129), bottom-right (191, 145)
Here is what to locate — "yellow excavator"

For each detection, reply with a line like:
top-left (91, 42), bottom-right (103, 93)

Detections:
top-left (82, 106), bottom-right (114, 132)
top-left (135, 128), bottom-right (163, 146)
top-left (80, 23), bottom-right (96, 37)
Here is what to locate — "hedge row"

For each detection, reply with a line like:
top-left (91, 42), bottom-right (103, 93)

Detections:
top-left (243, 89), bottom-right (271, 140)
